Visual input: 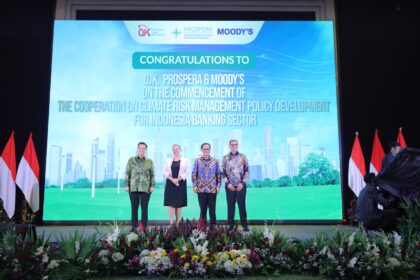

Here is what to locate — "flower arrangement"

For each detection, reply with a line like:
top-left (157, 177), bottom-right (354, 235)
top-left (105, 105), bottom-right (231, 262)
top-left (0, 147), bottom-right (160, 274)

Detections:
top-left (0, 212), bottom-right (419, 279)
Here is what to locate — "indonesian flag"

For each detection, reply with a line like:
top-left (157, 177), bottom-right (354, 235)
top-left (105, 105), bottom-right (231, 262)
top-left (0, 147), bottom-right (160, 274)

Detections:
top-left (348, 132), bottom-right (366, 197)
top-left (0, 132), bottom-right (16, 218)
top-left (397, 127), bottom-right (407, 148)
top-left (16, 133), bottom-right (40, 212)
top-left (369, 129), bottom-right (385, 175)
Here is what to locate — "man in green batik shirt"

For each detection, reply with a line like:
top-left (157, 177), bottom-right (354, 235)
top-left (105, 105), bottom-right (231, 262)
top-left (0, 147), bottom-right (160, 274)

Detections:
top-left (125, 142), bottom-right (155, 232)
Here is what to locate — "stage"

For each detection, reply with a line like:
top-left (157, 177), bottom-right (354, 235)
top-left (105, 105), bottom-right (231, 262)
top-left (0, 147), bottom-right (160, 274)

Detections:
top-left (37, 224), bottom-right (354, 241)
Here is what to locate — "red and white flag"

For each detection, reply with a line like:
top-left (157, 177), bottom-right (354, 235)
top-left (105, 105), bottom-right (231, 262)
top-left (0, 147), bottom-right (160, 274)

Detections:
top-left (369, 129), bottom-right (385, 175)
top-left (0, 132), bottom-right (16, 218)
top-left (348, 132), bottom-right (366, 197)
top-left (16, 133), bottom-right (40, 212)
top-left (397, 127), bottom-right (407, 148)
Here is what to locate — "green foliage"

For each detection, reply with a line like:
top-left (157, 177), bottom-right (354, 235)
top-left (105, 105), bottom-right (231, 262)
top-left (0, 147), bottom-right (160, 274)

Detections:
top-left (57, 229), bottom-right (97, 260)
top-left (296, 153), bottom-right (340, 186)
top-left (2, 210), bottom-right (420, 279)
top-left (278, 176), bottom-right (293, 187)
top-left (398, 199), bottom-right (420, 272)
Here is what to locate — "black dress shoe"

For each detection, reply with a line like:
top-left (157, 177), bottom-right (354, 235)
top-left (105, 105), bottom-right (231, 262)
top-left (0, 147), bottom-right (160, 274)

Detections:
top-left (242, 225), bottom-right (250, 232)
top-left (228, 225), bottom-right (234, 231)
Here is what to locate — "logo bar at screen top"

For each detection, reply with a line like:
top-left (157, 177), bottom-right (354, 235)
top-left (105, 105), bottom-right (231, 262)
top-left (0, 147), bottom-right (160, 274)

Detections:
top-left (124, 21), bottom-right (264, 45)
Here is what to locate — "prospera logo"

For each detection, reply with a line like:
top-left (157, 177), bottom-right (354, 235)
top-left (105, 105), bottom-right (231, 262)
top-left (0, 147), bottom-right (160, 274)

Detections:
top-left (138, 24), bottom-right (151, 37)
top-left (217, 28), bottom-right (253, 35)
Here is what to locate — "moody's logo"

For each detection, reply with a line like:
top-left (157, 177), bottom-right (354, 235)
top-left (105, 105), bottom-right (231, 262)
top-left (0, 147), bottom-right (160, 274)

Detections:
top-left (217, 28), bottom-right (253, 35)
top-left (138, 24), bottom-right (151, 37)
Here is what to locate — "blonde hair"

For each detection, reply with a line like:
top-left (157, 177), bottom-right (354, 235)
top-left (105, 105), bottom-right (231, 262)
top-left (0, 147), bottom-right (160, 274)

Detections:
top-left (172, 144), bottom-right (181, 150)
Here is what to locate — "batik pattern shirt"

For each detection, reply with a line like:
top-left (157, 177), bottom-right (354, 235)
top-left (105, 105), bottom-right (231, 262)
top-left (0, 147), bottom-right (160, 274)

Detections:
top-left (125, 156), bottom-right (155, 193)
top-left (191, 157), bottom-right (221, 193)
top-left (221, 152), bottom-right (249, 186)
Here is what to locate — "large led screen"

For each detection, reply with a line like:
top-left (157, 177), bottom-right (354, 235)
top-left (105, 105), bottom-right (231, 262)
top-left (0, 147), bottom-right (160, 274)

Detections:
top-left (44, 20), bottom-right (342, 221)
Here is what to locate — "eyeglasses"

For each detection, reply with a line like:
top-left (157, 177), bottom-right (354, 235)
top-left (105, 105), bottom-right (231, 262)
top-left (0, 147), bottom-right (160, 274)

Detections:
top-left (230, 144), bottom-right (238, 146)
top-left (202, 148), bottom-right (210, 151)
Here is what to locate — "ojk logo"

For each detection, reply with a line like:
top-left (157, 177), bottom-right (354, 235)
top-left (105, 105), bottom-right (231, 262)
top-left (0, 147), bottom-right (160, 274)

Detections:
top-left (138, 24), bottom-right (151, 36)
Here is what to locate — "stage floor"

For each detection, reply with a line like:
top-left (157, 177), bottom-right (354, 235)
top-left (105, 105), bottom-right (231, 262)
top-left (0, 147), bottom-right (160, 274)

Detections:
top-left (36, 224), bottom-right (355, 241)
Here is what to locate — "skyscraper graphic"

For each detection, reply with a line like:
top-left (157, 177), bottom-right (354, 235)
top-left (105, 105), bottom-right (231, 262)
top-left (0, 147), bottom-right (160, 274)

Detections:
top-left (182, 138), bottom-right (190, 160)
top-left (277, 143), bottom-right (287, 177)
top-left (249, 165), bottom-right (263, 181)
top-left (276, 159), bottom-right (287, 177)
top-left (106, 133), bottom-right (115, 179)
top-left (229, 129), bottom-right (243, 147)
top-left (331, 157), bottom-right (339, 171)
top-left (90, 137), bottom-right (99, 182)
top-left (118, 147), bottom-right (130, 179)
top-left (254, 147), bottom-right (262, 165)
top-left (96, 149), bottom-right (106, 182)
top-left (65, 153), bottom-right (73, 183)
top-left (212, 137), bottom-right (221, 160)
top-left (264, 126), bottom-right (275, 179)
top-left (300, 145), bottom-right (312, 164)
top-left (194, 143), bottom-right (200, 157)
top-left (154, 128), bottom-right (164, 182)
top-left (73, 160), bottom-right (84, 182)
top-left (319, 146), bottom-right (326, 157)
top-left (287, 137), bottom-right (299, 177)
top-left (48, 145), bottom-right (62, 186)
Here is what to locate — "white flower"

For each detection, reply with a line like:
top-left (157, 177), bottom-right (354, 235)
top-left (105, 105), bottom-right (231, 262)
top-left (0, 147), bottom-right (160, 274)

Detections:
top-left (348, 232), bottom-right (356, 247)
top-left (100, 257), bottom-right (109, 264)
top-left (112, 252), bottom-right (124, 262)
top-left (337, 265), bottom-right (345, 277)
top-left (198, 231), bottom-right (207, 240)
top-left (139, 247), bottom-right (172, 274)
top-left (75, 241), bottom-right (80, 255)
top-left (327, 252), bottom-right (335, 260)
top-left (223, 260), bottom-right (234, 273)
top-left (98, 249), bottom-right (109, 258)
top-left (339, 247), bottom-right (344, 255)
top-left (388, 257), bottom-right (401, 268)
top-left (320, 246), bottom-right (329, 255)
top-left (106, 225), bottom-right (120, 243)
top-left (366, 243), bottom-right (380, 257)
top-left (42, 254), bottom-right (49, 264)
top-left (35, 245), bottom-right (44, 257)
top-left (348, 257), bottom-right (358, 268)
top-left (47, 260), bottom-right (60, 270)
top-left (214, 249), bottom-right (252, 275)
top-left (263, 225), bottom-right (274, 246)
top-left (126, 232), bottom-right (138, 244)
top-left (393, 232), bottom-right (401, 246)
top-left (140, 249), bottom-right (151, 257)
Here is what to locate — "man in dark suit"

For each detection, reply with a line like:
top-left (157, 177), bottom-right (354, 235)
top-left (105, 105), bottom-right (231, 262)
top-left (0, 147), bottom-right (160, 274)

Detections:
top-left (381, 141), bottom-right (401, 172)
top-left (356, 173), bottom-right (400, 232)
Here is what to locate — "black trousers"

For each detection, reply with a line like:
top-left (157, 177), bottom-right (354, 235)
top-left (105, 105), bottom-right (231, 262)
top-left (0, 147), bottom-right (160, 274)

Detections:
top-left (225, 183), bottom-right (248, 227)
top-left (377, 209), bottom-right (400, 232)
top-left (129, 191), bottom-right (150, 230)
top-left (365, 209), bottom-right (400, 232)
top-left (197, 193), bottom-right (217, 225)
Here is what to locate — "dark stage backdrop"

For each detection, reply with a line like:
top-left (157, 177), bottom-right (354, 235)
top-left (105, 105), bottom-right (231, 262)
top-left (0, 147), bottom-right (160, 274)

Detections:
top-left (1, 0), bottom-right (419, 224)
